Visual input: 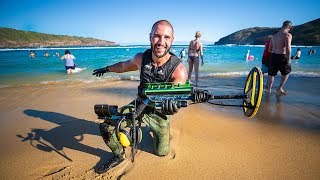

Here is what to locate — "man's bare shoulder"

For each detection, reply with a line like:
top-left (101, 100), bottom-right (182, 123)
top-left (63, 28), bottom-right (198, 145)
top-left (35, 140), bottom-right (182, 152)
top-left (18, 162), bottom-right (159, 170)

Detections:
top-left (176, 62), bottom-right (186, 70)
top-left (286, 32), bottom-right (292, 38)
top-left (171, 63), bottom-right (187, 84)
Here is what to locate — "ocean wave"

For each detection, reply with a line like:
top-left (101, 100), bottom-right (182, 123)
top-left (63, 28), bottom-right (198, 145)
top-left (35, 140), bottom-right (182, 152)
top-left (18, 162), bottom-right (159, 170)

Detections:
top-left (204, 71), bottom-right (320, 78)
top-left (0, 85), bottom-right (9, 89)
top-left (291, 45), bottom-right (315, 48)
top-left (0, 75), bottom-right (141, 88)
top-left (40, 75), bottom-right (140, 84)
top-left (1, 71), bottom-right (318, 88)
top-left (290, 71), bottom-right (320, 77)
top-left (238, 44), bottom-right (265, 47)
top-left (212, 44), bottom-right (237, 47)
top-left (225, 44), bottom-right (237, 47)
top-left (95, 75), bottom-right (140, 81)
top-left (205, 71), bottom-right (250, 77)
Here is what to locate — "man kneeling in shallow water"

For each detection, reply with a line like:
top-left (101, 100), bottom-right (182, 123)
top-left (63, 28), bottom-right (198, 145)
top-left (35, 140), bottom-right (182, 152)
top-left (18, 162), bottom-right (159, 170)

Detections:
top-left (92, 20), bottom-right (188, 174)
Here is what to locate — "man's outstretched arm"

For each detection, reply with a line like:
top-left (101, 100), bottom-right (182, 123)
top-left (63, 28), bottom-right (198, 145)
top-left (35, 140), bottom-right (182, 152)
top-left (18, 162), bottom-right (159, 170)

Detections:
top-left (93, 53), bottom-right (142, 76)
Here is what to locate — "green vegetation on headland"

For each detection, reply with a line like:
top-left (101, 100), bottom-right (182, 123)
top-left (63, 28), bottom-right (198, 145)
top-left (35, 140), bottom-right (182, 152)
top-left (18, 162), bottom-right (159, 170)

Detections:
top-left (215, 18), bottom-right (320, 46)
top-left (0, 28), bottom-right (117, 48)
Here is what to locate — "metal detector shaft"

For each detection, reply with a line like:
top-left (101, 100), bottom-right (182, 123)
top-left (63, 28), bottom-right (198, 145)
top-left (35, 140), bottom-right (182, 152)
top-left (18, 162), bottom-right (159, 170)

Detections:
top-left (212, 94), bottom-right (248, 100)
top-left (131, 111), bottom-right (136, 162)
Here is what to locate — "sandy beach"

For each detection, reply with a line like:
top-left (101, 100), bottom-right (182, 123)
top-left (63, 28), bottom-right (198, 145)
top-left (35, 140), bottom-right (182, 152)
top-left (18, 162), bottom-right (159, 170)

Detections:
top-left (0, 80), bottom-right (319, 179)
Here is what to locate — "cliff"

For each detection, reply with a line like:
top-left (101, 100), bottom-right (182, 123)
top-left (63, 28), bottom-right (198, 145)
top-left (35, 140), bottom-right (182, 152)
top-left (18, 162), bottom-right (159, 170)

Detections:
top-left (0, 27), bottom-right (117, 48)
top-left (215, 18), bottom-right (320, 46)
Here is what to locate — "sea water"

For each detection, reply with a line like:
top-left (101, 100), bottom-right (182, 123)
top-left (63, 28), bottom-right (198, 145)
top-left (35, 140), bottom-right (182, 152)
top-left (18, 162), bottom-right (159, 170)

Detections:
top-left (0, 45), bottom-right (319, 129)
top-left (0, 45), bottom-right (319, 87)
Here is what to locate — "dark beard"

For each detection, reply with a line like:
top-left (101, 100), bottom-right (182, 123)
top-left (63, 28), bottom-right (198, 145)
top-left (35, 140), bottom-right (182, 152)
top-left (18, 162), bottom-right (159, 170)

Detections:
top-left (151, 44), bottom-right (171, 58)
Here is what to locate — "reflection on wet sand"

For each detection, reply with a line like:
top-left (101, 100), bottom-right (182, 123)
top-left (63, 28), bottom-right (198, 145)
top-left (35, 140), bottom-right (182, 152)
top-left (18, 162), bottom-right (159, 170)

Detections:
top-left (258, 92), bottom-right (320, 130)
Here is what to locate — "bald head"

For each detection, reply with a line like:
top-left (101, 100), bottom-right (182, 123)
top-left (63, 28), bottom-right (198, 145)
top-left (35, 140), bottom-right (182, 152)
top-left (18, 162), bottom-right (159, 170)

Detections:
top-left (282, 20), bottom-right (292, 28)
top-left (151, 20), bottom-right (174, 35)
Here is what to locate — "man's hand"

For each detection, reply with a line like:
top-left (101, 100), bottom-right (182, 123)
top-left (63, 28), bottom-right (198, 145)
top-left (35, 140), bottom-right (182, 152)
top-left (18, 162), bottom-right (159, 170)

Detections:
top-left (162, 99), bottom-right (179, 115)
top-left (92, 67), bottom-right (109, 77)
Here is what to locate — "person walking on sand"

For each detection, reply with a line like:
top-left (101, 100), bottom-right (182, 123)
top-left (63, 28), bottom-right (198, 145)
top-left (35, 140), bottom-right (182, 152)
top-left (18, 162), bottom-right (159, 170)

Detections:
top-left (188, 31), bottom-right (204, 87)
top-left (92, 20), bottom-right (193, 174)
top-left (267, 20), bottom-right (293, 94)
top-left (60, 50), bottom-right (76, 74)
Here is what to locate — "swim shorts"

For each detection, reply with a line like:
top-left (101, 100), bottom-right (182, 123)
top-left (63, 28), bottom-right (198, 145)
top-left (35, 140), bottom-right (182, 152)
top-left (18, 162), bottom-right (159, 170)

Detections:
top-left (65, 66), bottom-right (75, 70)
top-left (268, 53), bottom-right (291, 76)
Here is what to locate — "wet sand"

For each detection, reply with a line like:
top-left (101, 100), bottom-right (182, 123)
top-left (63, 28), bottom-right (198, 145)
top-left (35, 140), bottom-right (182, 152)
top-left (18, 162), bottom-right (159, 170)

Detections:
top-left (0, 80), bottom-right (319, 179)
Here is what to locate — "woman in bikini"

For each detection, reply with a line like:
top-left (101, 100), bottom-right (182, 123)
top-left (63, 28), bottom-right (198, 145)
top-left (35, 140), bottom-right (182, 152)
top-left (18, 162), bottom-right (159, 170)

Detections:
top-left (188, 31), bottom-right (204, 87)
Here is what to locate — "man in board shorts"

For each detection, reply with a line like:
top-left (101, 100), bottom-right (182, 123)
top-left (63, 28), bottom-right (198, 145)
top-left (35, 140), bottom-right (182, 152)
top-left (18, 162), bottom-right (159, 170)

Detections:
top-left (267, 20), bottom-right (292, 94)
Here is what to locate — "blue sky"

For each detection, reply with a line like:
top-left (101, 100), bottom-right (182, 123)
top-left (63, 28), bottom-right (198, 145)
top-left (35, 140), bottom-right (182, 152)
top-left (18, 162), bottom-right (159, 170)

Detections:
top-left (0, 0), bottom-right (319, 45)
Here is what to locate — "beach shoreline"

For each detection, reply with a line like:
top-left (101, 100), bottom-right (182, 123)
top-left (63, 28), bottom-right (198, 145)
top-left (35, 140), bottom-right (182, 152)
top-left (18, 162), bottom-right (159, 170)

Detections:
top-left (0, 80), bottom-right (319, 179)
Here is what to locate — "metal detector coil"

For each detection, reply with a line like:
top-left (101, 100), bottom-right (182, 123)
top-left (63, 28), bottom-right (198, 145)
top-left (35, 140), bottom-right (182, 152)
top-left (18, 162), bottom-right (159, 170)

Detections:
top-left (243, 67), bottom-right (263, 118)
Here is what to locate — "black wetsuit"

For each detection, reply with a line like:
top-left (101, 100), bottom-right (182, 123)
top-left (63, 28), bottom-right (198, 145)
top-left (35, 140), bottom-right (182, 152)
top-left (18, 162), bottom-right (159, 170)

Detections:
top-left (138, 49), bottom-right (181, 96)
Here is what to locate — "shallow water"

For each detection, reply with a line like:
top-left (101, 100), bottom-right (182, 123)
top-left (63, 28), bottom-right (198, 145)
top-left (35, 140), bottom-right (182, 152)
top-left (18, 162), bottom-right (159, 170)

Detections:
top-left (0, 45), bottom-right (319, 86)
top-left (0, 45), bottom-right (319, 129)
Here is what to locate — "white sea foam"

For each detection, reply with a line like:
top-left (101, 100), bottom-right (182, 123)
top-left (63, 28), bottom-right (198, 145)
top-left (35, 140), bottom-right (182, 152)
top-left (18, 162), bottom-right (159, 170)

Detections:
top-left (238, 44), bottom-right (265, 47)
top-left (291, 45), bottom-right (314, 48)
top-left (225, 44), bottom-right (237, 47)
top-left (0, 85), bottom-right (9, 89)
top-left (206, 71), bottom-right (250, 77)
top-left (290, 71), bottom-right (320, 77)
top-left (40, 79), bottom-right (66, 84)
top-left (96, 75), bottom-right (140, 81)
top-left (204, 71), bottom-right (320, 78)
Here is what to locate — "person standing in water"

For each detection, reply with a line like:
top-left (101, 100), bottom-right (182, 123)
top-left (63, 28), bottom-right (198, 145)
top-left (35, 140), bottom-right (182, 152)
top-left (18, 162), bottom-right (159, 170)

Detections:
top-left (60, 50), bottom-right (76, 74)
top-left (43, 52), bottom-right (50, 57)
top-left (188, 31), bottom-right (204, 87)
top-left (245, 50), bottom-right (250, 60)
top-left (179, 48), bottom-right (186, 59)
top-left (267, 20), bottom-right (293, 94)
top-left (291, 48), bottom-right (301, 60)
top-left (29, 51), bottom-right (36, 58)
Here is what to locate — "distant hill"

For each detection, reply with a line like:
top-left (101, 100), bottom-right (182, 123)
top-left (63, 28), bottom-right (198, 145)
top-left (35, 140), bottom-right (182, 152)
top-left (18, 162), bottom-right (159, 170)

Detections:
top-left (0, 27), bottom-right (117, 48)
top-left (215, 18), bottom-right (320, 46)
